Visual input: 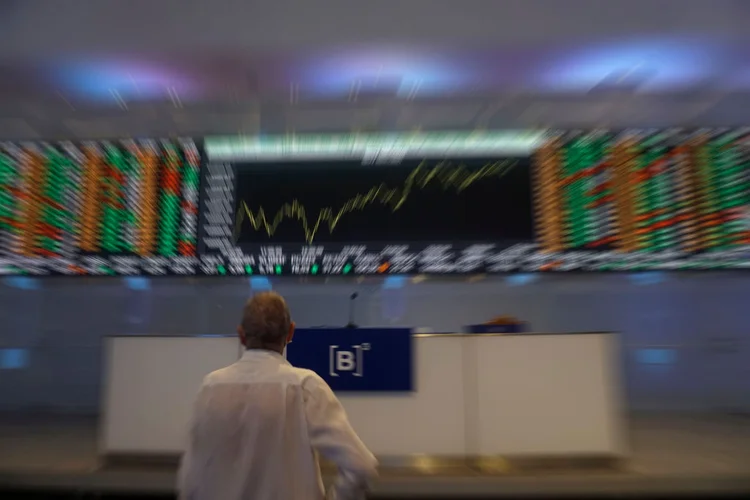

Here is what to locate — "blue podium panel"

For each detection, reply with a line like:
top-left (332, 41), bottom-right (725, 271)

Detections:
top-left (286, 328), bottom-right (413, 392)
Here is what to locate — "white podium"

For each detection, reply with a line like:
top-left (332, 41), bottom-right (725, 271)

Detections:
top-left (101, 332), bottom-right (626, 458)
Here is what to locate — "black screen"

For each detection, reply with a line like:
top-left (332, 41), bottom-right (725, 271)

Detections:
top-left (232, 157), bottom-right (533, 245)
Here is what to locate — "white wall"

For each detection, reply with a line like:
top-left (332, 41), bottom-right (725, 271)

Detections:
top-left (0, 273), bottom-right (749, 414)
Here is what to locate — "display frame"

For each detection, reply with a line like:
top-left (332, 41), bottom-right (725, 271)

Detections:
top-left (199, 131), bottom-right (544, 275)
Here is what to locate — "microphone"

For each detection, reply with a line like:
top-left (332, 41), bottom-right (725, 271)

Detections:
top-left (346, 292), bottom-right (359, 328)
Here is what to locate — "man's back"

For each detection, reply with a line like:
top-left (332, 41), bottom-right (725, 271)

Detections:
top-left (178, 349), bottom-right (377, 500)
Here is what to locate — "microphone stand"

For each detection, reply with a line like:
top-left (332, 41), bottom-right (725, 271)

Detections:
top-left (346, 292), bottom-right (359, 328)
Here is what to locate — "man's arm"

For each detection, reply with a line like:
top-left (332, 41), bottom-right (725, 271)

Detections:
top-left (303, 373), bottom-right (378, 499)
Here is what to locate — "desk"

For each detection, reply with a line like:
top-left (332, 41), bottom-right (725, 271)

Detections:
top-left (101, 332), bottom-right (626, 458)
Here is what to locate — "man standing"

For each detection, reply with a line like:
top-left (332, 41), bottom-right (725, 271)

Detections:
top-left (178, 291), bottom-right (377, 500)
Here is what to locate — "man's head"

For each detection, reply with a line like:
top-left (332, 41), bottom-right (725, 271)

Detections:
top-left (238, 291), bottom-right (295, 353)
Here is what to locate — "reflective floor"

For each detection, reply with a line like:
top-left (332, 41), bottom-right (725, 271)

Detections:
top-left (1, 413), bottom-right (749, 497)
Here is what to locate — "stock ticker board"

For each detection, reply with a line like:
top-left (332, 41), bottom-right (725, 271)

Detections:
top-left (2, 131), bottom-right (750, 276)
top-left (535, 130), bottom-right (750, 270)
top-left (199, 132), bottom-right (540, 275)
top-left (0, 139), bottom-right (200, 275)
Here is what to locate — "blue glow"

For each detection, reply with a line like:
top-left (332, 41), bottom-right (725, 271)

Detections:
top-left (383, 276), bottom-right (406, 289)
top-left (250, 277), bottom-right (272, 291)
top-left (55, 61), bottom-right (196, 101)
top-left (0, 348), bottom-right (29, 369)
top-left (629, 272), bottom-right (666, 286)
top-left (540, 39), bottom-right (718, 92)
top-left (300, 50), bottom-right (470, 97)
top-left (505, 274), bottom-right (538, 286)
top-left (124, 277), bottom-right (150, 291)
top-left (636, 348), bottom-right (676, 365)
top-left (2, 277), bottom-right (39, 290)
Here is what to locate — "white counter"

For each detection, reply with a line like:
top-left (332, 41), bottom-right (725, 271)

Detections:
top-left (101, 333), bottom-right (626, 458)
top-left (100, 336), bottom-right (243, 455)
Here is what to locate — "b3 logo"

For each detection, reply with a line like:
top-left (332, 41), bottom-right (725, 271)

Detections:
top-left (329, 343), bottom-right (371, 377)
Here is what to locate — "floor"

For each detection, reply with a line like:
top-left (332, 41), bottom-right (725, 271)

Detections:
top-left (1, 413), bottom-right (749, 498)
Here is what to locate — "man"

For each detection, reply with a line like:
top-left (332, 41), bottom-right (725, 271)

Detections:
top-left (178, 291), bottom-right (377, 500)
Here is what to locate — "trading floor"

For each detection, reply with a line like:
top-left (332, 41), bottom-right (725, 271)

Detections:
top-left (1, 413), bottom-right (749, 498)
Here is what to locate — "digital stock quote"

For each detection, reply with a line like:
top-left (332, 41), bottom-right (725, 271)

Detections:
top-left (2, 131), bottom-right (750, 275)
top-left (0, 139), bottom-right (200, 275)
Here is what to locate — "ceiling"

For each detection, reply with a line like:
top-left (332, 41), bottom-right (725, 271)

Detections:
top-left (1, 0), bottom-right (750, 139)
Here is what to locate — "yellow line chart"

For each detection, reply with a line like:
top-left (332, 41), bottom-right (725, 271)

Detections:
top-left (233, 159), bottom-right (519, 244)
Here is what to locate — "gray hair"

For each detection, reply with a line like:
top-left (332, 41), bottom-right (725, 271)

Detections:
top-left (240, 291), bottom-right (291, 345)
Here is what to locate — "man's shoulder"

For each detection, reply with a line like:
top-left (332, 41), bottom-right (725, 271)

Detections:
top-left (201, 360), bottom-right (323, 388)
top-left (288, 366), bottom-right (333, 396)
top-left (286, 364), bottom-right (323, 384)
top-left (202, 365), bottom-right (234, 385)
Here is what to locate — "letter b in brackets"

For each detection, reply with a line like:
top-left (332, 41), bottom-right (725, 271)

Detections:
top-left (328, 343), bottom-right (371, 377)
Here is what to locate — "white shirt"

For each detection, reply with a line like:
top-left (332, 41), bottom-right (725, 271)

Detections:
top-left (177, 349), bottom-right (378, 500)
